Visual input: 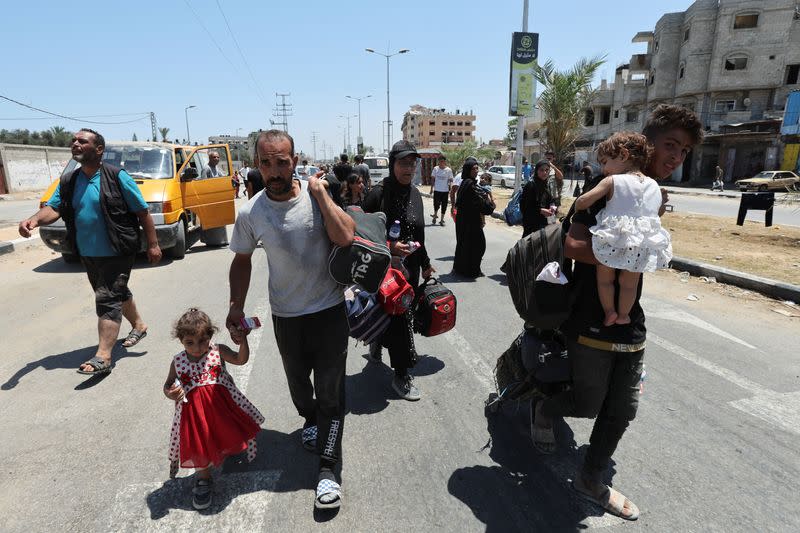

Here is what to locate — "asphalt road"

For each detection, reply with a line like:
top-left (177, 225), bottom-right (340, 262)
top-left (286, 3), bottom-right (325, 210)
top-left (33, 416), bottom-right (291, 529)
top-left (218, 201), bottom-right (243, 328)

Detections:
top-left (0, 198), bottom-right (798, 532)
top-left (667, 194), bottom-right (800, 227)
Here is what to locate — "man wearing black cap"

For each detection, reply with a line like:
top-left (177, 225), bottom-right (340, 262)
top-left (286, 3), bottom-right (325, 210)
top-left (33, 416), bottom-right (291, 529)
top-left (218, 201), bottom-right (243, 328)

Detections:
top-left (362, 140), bottom-right (435, 401)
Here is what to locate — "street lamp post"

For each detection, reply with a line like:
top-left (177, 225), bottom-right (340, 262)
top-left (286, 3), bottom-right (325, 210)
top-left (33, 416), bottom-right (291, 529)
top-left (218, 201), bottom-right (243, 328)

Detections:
top-left (339, 114), bottom-right (358, 156)
top-left (184, 105), bottom-right (196, 145)
top-left (346, 94), bottom-right (372, 153)
top-left (365, 48), bottom-right (409, 153)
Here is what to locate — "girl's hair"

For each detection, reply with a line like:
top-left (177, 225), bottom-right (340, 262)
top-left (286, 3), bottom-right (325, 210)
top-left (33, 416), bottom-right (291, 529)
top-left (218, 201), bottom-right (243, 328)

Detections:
top-left (172, 308), bottom-right (218, 339)
top-left (341, 173), bottom-right (363, 201)
top-left (596, 131), bottom-right (652, 171)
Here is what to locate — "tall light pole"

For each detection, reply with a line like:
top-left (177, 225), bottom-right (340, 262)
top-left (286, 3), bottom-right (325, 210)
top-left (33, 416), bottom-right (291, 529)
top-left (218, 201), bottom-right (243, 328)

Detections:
top-left (346, 94), bottom-right (372, 154)
top-left (184, 105), bottom-right (196, 145)
top-left (339, 114), bottom-right (358, 156)
top-left (365, 47), bottom-right (409, 153)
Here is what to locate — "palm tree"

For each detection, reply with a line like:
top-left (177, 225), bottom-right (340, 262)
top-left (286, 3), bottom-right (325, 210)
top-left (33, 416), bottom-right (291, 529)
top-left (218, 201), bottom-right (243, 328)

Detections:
top-left (533, 55), bottom-right (606, 173)
top-left (49, 126), bottom-right (71, 147)
top-left (159, 127), bottom-right (170, 142)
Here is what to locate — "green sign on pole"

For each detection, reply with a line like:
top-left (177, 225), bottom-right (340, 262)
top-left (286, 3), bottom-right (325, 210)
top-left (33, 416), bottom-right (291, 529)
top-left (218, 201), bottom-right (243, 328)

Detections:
top-left (508, 32), bottom-right (539, 117)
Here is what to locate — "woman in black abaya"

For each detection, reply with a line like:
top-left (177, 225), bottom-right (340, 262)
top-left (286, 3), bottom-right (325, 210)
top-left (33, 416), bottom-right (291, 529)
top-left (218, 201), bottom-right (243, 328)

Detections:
top-left (453, 158), bottom-right (496, 278)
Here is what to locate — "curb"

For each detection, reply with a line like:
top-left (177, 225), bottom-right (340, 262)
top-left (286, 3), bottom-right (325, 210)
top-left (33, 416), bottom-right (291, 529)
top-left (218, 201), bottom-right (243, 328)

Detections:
top-left (669, 257), bottom-right (800, 304)
top-left (0, 235), bottom-right (42, 257)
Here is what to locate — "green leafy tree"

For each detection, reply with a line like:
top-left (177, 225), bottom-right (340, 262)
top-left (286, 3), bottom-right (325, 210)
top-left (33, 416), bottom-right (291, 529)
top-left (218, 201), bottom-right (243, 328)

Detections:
top-left (159, 127), bottom-right (170, 142)
top-left (439, 140), bottom-right (497, 175)
top-left (533, 55), bottom-right (605, 167)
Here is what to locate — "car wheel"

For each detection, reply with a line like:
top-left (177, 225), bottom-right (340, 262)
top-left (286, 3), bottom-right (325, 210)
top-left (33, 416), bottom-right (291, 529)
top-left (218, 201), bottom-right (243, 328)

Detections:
top-left (501, 179), bottom-right (506, 188)
top-left (794, 182), bottom-right (800, 192)
top-left (168, 221), bottom-right (187, 260)
top-left (758, 185), bottom-right (768, 192)
top-left (61, 253), bottom-right (80, 264)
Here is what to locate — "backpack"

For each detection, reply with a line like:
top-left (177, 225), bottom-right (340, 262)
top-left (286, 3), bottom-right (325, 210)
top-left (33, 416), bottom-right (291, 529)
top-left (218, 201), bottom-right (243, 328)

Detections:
top-left (488, 328), bottom-right (571, 411)
top-left (413, 277), bottom-right (457, 337)
top-left (378, 267), bottom-right (415, 315)
top-left (344, 285), bottom-right (390, 344)
top-left (503, 189), bottom-right (523, 226)
top-left (500, 207), bottom-right (576, 330)
top-left (328, 206), bottom-right (391, 293)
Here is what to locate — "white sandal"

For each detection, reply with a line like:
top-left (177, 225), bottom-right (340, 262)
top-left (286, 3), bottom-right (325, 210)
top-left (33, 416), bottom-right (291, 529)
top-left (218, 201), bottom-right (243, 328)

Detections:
top-left (315, 479), bottom-right (342, 509)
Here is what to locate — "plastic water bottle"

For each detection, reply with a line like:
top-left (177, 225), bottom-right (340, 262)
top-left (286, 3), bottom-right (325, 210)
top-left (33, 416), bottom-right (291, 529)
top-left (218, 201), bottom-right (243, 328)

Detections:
top-left (389, 220), bottom-right (401, 241)
top-left (547, 204), bottom-right (557, 225)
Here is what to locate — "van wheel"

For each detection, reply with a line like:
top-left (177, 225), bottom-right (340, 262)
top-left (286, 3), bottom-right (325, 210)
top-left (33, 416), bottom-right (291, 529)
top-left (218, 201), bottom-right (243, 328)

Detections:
top-left (201, 227), bottom-right (229, 247)
top-left (62, 253), bottom-right (80, 264)
top-left (168, 221), bottom-right (187, 259)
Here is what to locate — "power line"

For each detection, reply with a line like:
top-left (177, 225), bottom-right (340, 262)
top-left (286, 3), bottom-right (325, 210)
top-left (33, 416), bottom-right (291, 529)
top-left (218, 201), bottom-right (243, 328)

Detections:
top-left (183, 0), bottom-right (267, 107)
top-left (215, 0), bottom-right (268, 106)
top-left (0, 95), bottom-right (149, 125)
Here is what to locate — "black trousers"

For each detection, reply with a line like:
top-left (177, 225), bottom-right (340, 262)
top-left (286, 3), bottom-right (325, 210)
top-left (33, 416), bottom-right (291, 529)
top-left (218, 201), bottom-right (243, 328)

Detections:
top-left (81, 255), bottom-right (135, 322)
top-left (272, 303), bottom-right (348, 469)
top-left (433, 191), bottom-right (449, 214)
top-left (540, 339), bottom-right (644, 481)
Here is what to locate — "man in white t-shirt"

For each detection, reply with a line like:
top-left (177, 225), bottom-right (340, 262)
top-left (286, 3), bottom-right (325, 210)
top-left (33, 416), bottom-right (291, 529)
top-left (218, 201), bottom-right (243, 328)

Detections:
top-left (227, 130), bottom-right (355, 510)
top-left (428, 155), bottom-right (453, 226)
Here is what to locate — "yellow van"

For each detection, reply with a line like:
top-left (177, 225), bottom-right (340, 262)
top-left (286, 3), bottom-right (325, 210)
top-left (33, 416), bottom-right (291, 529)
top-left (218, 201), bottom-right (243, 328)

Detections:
top-left (38, 141), bottom-right (236, 261)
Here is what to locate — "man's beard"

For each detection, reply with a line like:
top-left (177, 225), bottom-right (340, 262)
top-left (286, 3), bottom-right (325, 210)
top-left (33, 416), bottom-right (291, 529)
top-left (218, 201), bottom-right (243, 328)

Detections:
top-left (265, 175), bottom-right (293, 196)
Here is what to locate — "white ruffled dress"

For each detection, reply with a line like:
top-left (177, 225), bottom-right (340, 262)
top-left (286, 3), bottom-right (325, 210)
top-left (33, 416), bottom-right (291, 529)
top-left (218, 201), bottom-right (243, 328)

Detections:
top-left (590, 173), bottom-right (672, 272)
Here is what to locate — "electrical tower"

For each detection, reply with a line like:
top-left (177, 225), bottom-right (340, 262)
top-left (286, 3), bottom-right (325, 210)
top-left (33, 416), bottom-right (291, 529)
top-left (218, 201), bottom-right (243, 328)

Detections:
top-left (310, 131), bottom-right (319, 161)
top-left (270, 92), bottom-right (292, 133)
top-left (150, 112), bottom-right (158, 142)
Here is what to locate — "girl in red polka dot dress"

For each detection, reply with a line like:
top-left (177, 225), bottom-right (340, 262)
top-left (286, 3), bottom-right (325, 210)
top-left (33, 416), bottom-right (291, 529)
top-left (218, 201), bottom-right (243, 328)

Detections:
top-left (163, 308), bottom-right (264, 510)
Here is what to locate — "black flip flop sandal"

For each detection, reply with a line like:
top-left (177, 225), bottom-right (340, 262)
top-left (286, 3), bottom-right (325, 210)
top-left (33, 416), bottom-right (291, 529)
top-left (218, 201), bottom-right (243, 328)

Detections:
top-left (76, 356), bottom-right (112, 375)
top-left (121, 329), bottom-right (147, 347)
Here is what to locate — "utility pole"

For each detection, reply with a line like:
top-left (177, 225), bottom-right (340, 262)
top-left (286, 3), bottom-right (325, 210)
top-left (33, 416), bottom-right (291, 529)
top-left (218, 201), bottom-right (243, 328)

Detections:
top-left (514, 0), bottom-right (530, 193)
top-left (311, 131), bottom-right (319, 161)
top-left (271, 92), bottom-right (292, 132)
top-left (149, 112), bottom-right (158, 142)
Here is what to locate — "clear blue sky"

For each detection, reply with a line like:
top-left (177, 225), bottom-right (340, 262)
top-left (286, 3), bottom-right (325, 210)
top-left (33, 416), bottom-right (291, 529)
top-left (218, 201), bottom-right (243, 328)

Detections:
top-left (2, 0), bottom-right (693, 158)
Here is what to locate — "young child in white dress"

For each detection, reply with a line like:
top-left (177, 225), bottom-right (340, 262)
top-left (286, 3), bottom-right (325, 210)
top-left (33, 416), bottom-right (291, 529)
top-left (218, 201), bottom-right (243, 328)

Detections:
top-left (574, 132), bottom-right (672, 326)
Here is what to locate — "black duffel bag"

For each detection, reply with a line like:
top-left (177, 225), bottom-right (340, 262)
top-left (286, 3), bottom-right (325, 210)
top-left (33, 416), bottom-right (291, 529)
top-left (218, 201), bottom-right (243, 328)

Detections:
top-left (329, 206), bottom-right (391, 293)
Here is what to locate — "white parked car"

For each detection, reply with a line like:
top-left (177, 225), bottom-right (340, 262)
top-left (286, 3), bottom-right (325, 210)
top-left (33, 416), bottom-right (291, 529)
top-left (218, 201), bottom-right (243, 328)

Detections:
top-left (487, 165), bottom-right (517, 188)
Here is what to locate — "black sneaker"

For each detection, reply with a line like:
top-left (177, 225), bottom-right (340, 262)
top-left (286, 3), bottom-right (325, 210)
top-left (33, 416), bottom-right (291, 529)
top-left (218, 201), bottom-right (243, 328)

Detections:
top-left (392, 374), bottom-right (421, 401)
top-left (192, 478), bottom-right (213, 510)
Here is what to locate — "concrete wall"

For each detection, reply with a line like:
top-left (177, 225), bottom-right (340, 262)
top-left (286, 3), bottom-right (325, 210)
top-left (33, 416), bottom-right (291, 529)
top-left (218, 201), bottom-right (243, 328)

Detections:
top-left (0, 144), bottom-right (70, 192)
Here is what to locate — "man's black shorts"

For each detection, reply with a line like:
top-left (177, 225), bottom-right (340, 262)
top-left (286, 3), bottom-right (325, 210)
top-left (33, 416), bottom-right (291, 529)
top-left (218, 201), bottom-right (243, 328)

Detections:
top-left (81, 255), bottom-right (135, 322)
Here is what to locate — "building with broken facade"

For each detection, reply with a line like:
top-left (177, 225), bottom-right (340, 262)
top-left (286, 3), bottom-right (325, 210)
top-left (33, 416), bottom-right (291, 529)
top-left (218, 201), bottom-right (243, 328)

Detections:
top-left (578, 0), bottom-right (800, 183)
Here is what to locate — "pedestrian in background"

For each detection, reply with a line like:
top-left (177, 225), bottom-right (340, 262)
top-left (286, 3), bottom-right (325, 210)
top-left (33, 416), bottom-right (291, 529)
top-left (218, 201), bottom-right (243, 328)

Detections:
top-left (227, 130), bottom-right (355, 509)
top-left (245, 167), bottom-right (264, 198)
top-left (521, 157), bottom-right (532, 184)
top-left (519, 159), bottom-right (557, 237)
top-left (163, 308), bottom-right (263, 510)
top-left (362, 140), bottom-right (435, 401)
top-left (531, 104), bottom-right (704, 521)
top-left (429, 155), bottom-right (453, 226)
top-left (341, 173), bottom-right (366, 208)
top-left (18, 128), bottom-right (161, 375)
top-left (544, 150), bottom-right (564, 205)
top-left (452, 159), bottom-right (495, 278)
top-left (353, 154), bottom-right (372, 192)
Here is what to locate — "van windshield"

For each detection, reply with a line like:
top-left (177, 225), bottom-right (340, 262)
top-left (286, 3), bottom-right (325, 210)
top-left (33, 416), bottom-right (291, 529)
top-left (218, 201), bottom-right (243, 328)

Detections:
top-left (365, 157), bottom-right (389, 170)
top-left (60, 145), bottom-right (174, 179)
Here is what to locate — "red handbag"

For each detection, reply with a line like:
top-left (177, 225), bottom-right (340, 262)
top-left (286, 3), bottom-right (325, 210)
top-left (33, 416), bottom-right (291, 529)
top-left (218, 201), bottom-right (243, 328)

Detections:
top-left (378, 267), bottom-right (415, 315)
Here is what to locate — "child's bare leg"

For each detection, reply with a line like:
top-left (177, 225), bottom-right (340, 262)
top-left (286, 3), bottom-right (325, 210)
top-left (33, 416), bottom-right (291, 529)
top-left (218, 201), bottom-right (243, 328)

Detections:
top-left (615, 270), bottom-right (642, 325)
top-left (596, 265), bottom-right (618, 326)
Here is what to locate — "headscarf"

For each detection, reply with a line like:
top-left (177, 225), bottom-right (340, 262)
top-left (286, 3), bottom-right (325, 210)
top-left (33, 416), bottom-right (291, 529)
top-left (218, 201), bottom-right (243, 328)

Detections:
top-left (534, 159), bottom-right (551, 180)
